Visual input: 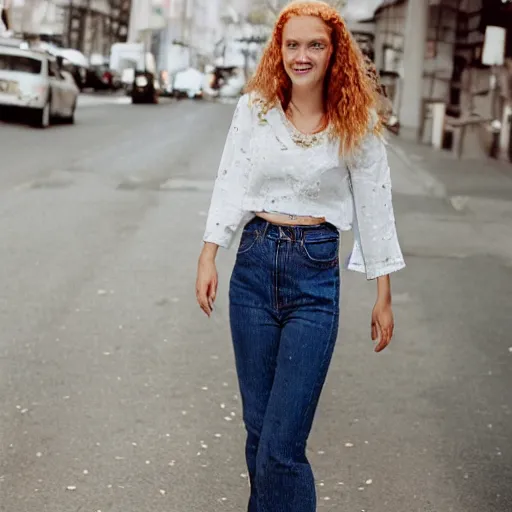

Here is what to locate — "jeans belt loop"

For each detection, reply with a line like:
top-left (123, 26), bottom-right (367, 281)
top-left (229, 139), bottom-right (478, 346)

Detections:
top-left (261, 221), bottom-right (270, 239)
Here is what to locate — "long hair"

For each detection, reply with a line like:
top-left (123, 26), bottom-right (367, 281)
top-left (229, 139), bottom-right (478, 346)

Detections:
top-left (245, 0), bottom-right (380, 155)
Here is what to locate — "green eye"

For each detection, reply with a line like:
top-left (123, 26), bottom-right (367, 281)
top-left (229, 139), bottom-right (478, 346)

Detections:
top-left (312, 42), bottom-right (324, 49)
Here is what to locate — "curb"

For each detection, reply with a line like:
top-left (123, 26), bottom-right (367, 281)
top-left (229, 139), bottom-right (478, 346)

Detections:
top-left (388, 141), bottom-right (448, 199)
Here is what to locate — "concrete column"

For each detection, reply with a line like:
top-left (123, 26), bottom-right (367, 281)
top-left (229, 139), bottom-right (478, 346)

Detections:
top-left (127, 0), bottom-right (141, 42)
top-left (399, 0), bottom-right (429, 136)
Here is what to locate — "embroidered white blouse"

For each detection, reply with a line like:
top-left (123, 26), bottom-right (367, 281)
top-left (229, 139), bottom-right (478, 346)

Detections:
top-left (203, 93), bottom-right (405, 280)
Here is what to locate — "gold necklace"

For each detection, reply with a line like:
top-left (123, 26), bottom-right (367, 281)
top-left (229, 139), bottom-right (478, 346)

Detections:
top-left (288, 101), bottom-right (326, 134)
top-left (282, 103), bottom-right (327, 148)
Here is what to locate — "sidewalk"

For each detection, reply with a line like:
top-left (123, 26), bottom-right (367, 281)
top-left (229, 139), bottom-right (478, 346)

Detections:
top-left (388, 134), bottom-right (512, 203)
top-left (387, 133), bottom-right (512, 269)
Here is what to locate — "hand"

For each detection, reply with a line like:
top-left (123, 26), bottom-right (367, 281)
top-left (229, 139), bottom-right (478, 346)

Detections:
top-left (196, 253), bottom-right (218, 317)
top-left (371, 298), bottom-right (394, 353)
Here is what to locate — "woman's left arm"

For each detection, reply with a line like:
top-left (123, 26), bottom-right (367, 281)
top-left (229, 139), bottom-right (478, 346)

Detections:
top-left (347, 129), bottom-right (405, 351)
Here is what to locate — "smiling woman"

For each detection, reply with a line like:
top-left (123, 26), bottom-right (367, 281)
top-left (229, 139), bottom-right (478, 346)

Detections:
top-left (196, 2), bottom-right (405, 510)
top-left (281, 16), bottom-right (333, 134)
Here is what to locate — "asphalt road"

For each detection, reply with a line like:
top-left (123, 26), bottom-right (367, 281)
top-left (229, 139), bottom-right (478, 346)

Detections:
top-left (0, 97), bottom-right (511, 512)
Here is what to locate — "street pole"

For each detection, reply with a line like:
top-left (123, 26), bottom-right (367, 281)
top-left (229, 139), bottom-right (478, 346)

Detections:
top-left (398, 0), bottom-right (429, 138)
top-left (67, 0), bottom-right (74, 47)
top-left (83, 0), bottom-right (92, 54)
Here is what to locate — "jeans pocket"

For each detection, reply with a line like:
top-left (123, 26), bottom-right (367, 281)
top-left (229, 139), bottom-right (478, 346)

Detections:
top-left (237, 230), bottom-right (258, 255)
top-left (301, 238), bottom-right (339, 265)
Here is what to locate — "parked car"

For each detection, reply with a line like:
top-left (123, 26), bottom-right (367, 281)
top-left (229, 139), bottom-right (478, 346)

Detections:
top-left (84, 64), bottom-right (122, 91)
top-left (131, 70), bottom-right (160, 104)
top-left (47, 47), bottom-right (89, 91)
top-left (172, 67), bottom-right (204, 99)
top-left (218, 67), bottom-right (245, 98)
top-left (0, 44), bottom-right (80, 127)
top-left (206, 65), bottom-right (245, 98)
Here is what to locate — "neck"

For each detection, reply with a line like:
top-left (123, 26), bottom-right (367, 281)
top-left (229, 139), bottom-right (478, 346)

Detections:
top-left (290, 84), bottom-right (324, 115)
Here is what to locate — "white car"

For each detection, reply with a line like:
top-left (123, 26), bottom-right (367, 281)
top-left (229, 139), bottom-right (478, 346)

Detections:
top-left (173, 67), bottom-right (205, 99)
top-left (219, 70), bottom-right (245, 98)
top-left (0, 45), bottom-right (80, 127)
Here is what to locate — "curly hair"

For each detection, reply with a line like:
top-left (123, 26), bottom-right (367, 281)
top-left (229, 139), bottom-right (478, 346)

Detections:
top-left (245, 0), bottom-right (381, 155)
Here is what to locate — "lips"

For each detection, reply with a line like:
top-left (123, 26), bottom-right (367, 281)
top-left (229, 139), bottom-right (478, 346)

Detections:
top-left (292, 64), bottom-right (313, 75)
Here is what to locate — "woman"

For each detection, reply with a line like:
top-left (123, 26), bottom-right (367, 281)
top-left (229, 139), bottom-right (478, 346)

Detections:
top-left (196, 1), bottom-right (405, 510)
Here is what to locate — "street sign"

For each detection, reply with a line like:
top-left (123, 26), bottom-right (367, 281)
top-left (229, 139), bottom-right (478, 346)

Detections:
top-left (482, 26), bottom-right (506, 66)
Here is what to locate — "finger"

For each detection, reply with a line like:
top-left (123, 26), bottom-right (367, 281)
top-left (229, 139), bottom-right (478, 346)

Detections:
top-left (208, 282), bottom-right (217, 309)
top-left (197, 290), bottom-right (212, 316)
top-left (375, 327), bottom-right (391, 353)
top-left (371, 322), bottom-right (378, 341)
top-left (197, 283), bottom-right (209, 303)
top-left (200, 301), bottom-right (212, 317)
top-left (375, 338), bottom-right (388, 352)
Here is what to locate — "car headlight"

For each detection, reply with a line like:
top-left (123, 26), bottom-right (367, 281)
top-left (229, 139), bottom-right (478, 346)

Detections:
top-left (135, 76), bottom-right (148, 87)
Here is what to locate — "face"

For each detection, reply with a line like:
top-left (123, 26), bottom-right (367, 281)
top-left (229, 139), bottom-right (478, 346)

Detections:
top-left (281, 15), bottom-right (333, 89)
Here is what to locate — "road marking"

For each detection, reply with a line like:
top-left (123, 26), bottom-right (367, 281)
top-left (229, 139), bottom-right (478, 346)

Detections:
top-left (77, 95), bottom-right (131, 108)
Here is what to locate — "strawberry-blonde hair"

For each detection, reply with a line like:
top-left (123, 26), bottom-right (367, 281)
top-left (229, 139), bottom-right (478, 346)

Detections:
top-left (245, 0), bottom-right (380, 155)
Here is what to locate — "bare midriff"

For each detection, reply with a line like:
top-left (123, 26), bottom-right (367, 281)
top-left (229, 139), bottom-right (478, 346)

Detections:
top-left (256, 211), bottom-right (326, 226)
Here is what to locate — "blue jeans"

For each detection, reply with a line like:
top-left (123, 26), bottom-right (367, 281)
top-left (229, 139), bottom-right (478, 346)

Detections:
top-left (229, 217), bottom-right (340, 512)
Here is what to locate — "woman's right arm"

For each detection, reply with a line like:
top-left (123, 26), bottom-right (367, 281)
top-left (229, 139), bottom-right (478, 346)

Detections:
top-left (197, 94), bottom-right (253, 316)
top-left (197, 242), bottom-right (219, 317)
top-left (202, 93), bottom-right (254, 249)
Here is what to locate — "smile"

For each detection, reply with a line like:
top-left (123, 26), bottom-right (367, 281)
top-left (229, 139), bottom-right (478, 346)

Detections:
top-left (292, 65), bottom-right (313, 75)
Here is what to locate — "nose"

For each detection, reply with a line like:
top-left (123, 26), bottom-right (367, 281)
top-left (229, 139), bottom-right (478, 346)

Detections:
top-left (296, 46), bottom-right (308, 62)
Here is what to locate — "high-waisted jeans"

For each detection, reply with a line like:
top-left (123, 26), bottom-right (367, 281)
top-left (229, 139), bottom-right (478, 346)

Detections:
top-left (229, 217), bottom-right (341, 512)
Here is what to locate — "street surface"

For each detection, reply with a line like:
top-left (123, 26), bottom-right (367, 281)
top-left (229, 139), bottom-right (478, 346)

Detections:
top-left (0, 96), bottom-right (511, 512)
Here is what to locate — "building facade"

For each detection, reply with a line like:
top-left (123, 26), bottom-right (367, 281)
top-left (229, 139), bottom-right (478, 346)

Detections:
top-left (128, 0), bottom-right (254, 73)
top-left (7, 0), bottom-right (131, 55)
top-left (371, 0), bottom-right (512, 160)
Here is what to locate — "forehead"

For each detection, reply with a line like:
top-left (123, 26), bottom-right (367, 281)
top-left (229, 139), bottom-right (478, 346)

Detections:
top-left (282, 15), bottom-right (330, 40)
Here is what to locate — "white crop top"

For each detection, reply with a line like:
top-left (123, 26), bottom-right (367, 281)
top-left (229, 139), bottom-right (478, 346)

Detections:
top-left (203, 93), bottom-right (405, 280)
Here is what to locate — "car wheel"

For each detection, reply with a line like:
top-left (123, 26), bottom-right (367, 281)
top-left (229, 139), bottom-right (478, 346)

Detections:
top-left (66, 100), bottom-right (77, 124)
top-left (35, 99), bottom-right (51, 128)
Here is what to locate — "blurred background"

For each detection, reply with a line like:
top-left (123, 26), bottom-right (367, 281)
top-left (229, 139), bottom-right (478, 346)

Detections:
top-left (1, 0), bottom-right (511, 159)
top-left (0, 2), bottom-right (511, 512)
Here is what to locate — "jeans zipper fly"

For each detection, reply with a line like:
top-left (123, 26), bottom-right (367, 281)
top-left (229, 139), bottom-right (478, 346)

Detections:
top-left (274, 239), bottom-right (281, 310)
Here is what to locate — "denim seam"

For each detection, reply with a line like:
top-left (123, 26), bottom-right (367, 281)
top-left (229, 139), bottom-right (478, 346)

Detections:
top-left (296, 271), bottom-right (340, 447)
top-left (273, 240), bottom-right (281, 311)
top-left (300, 240), bottom-right (340, 266)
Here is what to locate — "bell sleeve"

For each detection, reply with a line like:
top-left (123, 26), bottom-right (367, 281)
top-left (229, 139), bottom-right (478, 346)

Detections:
top-left (203, 93), bottom-right (254, 248)
top-left (346, 130), bottom-right (406, 280)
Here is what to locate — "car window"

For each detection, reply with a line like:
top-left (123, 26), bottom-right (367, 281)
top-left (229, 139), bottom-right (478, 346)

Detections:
top-left (0, 54), bottom-right (43, 74)
top-left (48, 60), bottom-right (59, 78)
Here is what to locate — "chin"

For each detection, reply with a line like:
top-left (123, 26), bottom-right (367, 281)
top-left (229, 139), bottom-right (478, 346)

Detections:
top-left (290, 76), bottom-right (319, 88)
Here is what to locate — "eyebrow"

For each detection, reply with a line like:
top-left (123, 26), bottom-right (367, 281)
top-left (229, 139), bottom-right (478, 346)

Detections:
top-left (284, 36), bottom-right (330, 44)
